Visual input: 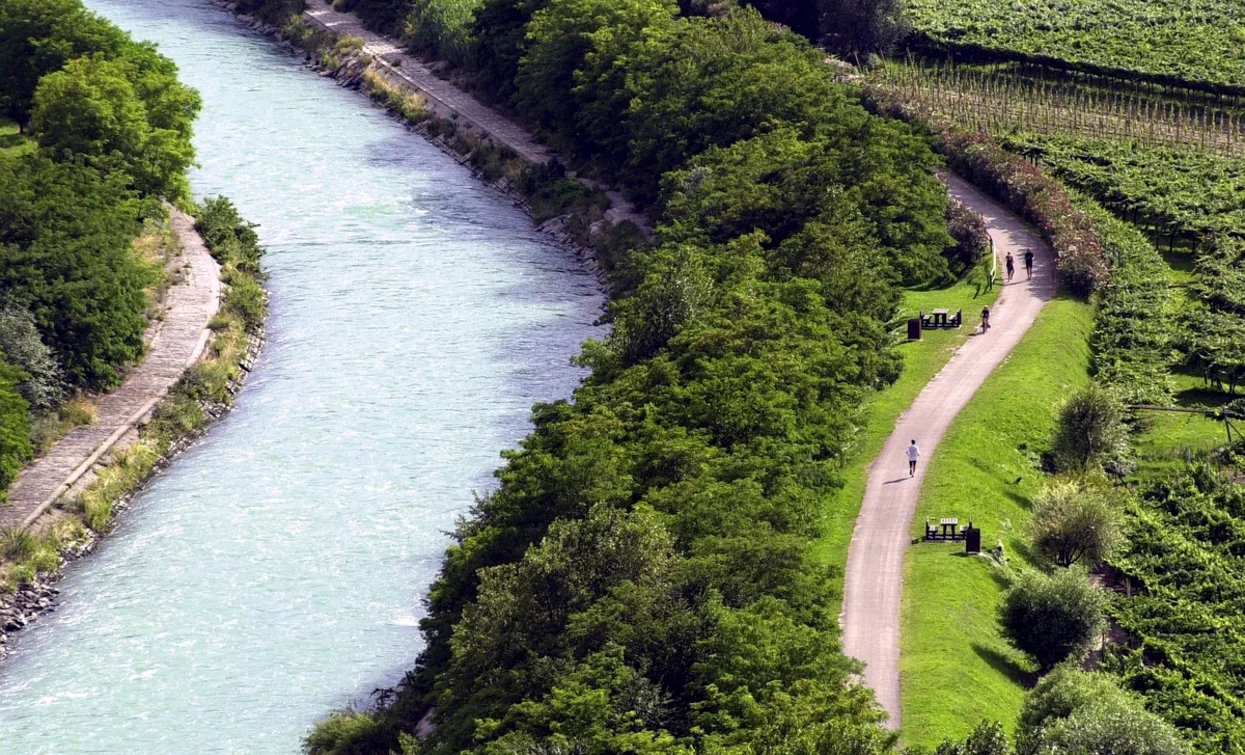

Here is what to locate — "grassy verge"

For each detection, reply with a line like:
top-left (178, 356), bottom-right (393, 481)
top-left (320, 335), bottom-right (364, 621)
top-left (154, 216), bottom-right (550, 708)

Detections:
top-left (815, 257), bottom-right (998, 602)
top-left (0, 198), bottom-right (264, 594)
top-left (898, 297), bottom-right (1093, 748)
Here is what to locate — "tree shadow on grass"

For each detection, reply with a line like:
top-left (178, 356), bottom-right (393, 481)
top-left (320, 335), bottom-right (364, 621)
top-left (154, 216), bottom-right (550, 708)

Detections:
top-left (971, 642), bottom-right (1036, 689)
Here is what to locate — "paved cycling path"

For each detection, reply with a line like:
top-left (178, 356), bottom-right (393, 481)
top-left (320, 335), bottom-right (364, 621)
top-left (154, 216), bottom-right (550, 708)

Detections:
top-left (0, 210), bottom-right (220, 530)
top-left (840, 173), bottom-right (1057, 727)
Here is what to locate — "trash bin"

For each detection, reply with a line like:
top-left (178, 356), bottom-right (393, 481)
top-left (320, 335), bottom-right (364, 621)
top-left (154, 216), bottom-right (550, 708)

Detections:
top-left (907, 318), bottom-right (922, 341)
top-left (965, 527), bottom-right (981, 554)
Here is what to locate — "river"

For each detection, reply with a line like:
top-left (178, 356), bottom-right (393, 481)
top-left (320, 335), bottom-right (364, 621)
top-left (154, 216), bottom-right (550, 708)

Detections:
top-left (0, 1), bottom-right (603, 751)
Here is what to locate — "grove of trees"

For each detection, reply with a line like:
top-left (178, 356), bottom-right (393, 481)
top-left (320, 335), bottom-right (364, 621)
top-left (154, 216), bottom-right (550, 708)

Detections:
top-left (0, 0), bottom-right (200, 496)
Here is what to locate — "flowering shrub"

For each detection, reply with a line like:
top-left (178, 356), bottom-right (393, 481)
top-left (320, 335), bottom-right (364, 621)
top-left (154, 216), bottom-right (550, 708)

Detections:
top-left (939, 131), bottom-right (1110, 297)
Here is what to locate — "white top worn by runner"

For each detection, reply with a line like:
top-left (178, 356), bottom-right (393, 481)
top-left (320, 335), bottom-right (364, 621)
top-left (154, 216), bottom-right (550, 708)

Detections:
top-left (907, 443), bottom-right (920, 462)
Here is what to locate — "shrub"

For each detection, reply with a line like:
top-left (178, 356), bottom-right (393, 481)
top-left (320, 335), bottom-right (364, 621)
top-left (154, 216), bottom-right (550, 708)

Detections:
top-left (0, 303), bottom-right (64, 411)
top-left (1051, 384), bottom-right (1128, 472)
top-left (0, 360), bottom-right (32, 493)
top-left (1, 527), bottom-right (36, 560)
top-left (931, 720), bottom-right (1010, 755)
top-left (1030, 475), bottom-right (1124, 568)
top-left (999, 569), bottom-right (1104, 671)
top-left (937, 132), bottom-right (1109, 297)
top-left (945, 197), bottom-right (990, 275)
top-left (1017, 667), bottom-right (1189, 755)
top-left (303, 712), bottom-right (389, 755)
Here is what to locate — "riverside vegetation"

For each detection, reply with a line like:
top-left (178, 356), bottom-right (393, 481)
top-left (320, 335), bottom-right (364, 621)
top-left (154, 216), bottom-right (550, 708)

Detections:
top-left (0, 2), bottom-right (265, 601)
top-left (262, 0), bottom-right (1009, 753)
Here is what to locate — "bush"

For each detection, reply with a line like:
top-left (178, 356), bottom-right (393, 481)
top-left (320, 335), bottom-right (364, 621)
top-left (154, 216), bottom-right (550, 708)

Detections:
top-left (1, 527), bottom-right (35, 560)
top-left (945, 197), bottom-right (990, 275)
top-left (937, 132), bottom-right (1109, 297)
top-left (1030, 474), bottom-right (1124, 568)
top-left (303, 712), bottom-right (389, 755)
top-left (999, 569), bottom-right (1104, 671)
top-left (1051, 384), bottom-right (1128, 472)
top-left (0, 303), bottom-right (64, 411)
top-left (1017, 667), bottom-right (1188, 755)
top-left (402, 0), bottom-right (484, 65)
top-left (0, 360), bottom-right (32, 494)
top-left (931, 721), bottom-right (1010, 755)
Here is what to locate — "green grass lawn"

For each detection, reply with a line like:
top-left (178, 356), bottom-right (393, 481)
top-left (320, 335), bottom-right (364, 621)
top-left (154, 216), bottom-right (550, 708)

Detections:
top-left (815, 259), bottom-right (999, 606)
top-left (898, 297), bottom-right (1094, 749)
top-left (0, 116), bottom-right (33, 158)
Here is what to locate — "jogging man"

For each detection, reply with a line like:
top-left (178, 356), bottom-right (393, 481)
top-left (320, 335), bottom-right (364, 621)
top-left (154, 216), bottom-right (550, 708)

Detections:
top-left (981, 305), bottom-right (991, 333)
top-left (1024, 248), bottom-right (1034, 279)
top-left (907, 439), bottom-right (920, 477)
top-left (1005, 251), bottom-right (1015, 282)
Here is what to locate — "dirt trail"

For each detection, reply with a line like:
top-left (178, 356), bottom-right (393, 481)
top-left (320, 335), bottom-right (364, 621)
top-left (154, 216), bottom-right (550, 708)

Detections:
top-left (839, 173), bottom-right (1057, 727)
top-left (0, 209), bottom-right (220, 530)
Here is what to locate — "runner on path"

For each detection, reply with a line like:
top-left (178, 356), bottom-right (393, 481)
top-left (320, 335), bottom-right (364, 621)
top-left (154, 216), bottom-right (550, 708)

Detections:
top-left (907, 440), bottom-right (920, 477)
top-left (1024, 248), bottom-right (1034, 279)
top-left (1005, 252), bottom-right (1015, 282)
top-left (981, 305), bottom-right (991, 333)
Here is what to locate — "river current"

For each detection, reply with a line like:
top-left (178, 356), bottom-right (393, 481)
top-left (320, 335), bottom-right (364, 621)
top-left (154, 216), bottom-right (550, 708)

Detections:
top-left (0, 1), bottom-right (602, 751)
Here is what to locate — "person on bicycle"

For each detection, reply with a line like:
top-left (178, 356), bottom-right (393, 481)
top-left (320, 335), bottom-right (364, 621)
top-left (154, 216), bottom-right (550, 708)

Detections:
top-left (981, 305), bottom-right (991, 332)
top-left (1005, 252), bottom-right (1015, 282)
top-left (1024, 248), bottom-right (1034, 279)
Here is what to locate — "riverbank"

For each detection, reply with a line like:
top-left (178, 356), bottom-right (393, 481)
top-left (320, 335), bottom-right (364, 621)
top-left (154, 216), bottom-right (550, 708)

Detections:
top-left (215, 0), bottom-right (650, 286)
top-left (0, 205), bottom-right (265, 657)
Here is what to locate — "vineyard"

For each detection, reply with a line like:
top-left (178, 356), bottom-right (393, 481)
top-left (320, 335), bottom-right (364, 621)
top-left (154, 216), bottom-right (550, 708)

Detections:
top-left (1001, 135), bottom-right (1245, 246)
top-left (873, 62), bottom-right (1245, 157)
top-left (903, 0), bottom-right (1245, 95)
top-left (1107, 469), bottom-right (1245, 753)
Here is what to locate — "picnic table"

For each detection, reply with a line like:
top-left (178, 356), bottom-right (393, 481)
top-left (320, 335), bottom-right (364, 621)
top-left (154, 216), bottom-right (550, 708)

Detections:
top-left (922, 517), bottom-right (982, 553)
top-left (919, 309), bottom-right (962, 330)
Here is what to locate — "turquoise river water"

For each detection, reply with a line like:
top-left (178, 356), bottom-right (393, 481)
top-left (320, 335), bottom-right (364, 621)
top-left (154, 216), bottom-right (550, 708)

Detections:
top-left (0, 1), bottom-right (603, 751)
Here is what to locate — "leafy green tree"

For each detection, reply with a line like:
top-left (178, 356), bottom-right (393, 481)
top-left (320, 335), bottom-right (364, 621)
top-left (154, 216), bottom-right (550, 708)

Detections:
top-left (818, 0), bottom-right (909, 61)
top-left (999, 569), bottom-right (1104, 672)
top-left (1030, 475), bottom-right (1124, 568)
top-left (0, 0), bottom-right (128, 124)
top-left (403, 0), bottom-right (485, 65)
top-left (468, 0), bottom-right (544, 102)
top-left (1018, 671), bottom-right (1190, 755)
top-left (0, 302), bottom-right (64, 412)
top-left (0, 358), bottom-right (33, 495)
top-left (31, 54), bottom-right (198, 200)
top-left (0, 154), bottom-right (152, 387)
top-left (1051, 384), bottom-right (1128, 472)
top-left (608, 244), bottom-right (713, 366)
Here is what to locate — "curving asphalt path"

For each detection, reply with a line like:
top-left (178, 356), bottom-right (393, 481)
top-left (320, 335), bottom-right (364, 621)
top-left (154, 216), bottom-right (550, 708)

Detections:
top-left (839, 173), bottom-right (1057, 728)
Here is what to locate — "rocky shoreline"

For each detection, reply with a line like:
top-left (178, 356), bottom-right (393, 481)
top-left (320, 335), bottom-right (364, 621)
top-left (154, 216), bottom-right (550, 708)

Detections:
top-left (0, 328), bottom-right (265, 658)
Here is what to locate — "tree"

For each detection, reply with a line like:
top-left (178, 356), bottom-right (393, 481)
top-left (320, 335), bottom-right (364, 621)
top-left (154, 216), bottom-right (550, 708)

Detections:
top-left (0, 0), bottom-right (129, 124)
top-left (1017, 668), bottom-right (1189, 755)
top-left (1030, 475), bottom-right (1124, 568)
top-left (1051, 384), bottom-right (1128, 472)
top-left (0, 302), bottom-right (65, 411)
top-left (999, 569), bottom-right (1104, 671)
top-left (945, 198), bottom-right (989, 275)
top-left (0, 154), bottom-right (151, 388)
top-left (0, 358), bottom-right (33, 495)
top-left (31, 54), bottom-right (198, 200)
top-left (818, 0), bottom-right (909, 61)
